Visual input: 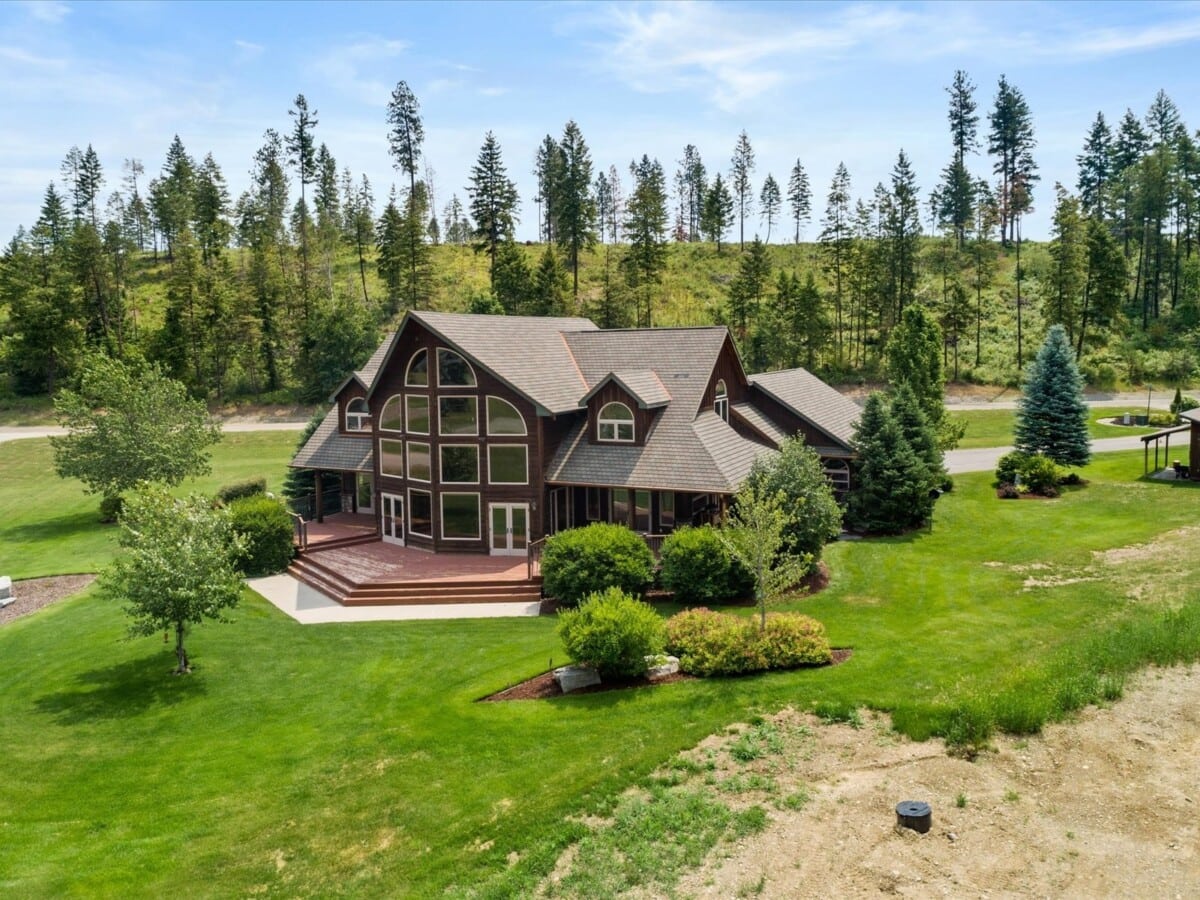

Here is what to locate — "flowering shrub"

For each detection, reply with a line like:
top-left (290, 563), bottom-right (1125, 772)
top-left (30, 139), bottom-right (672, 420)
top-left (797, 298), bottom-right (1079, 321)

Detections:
top-left (665, 608), bottom-right (832, 677)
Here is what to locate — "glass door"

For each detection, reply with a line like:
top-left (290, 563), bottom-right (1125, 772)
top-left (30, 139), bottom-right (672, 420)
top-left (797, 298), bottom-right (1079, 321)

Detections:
top-left (356, 473), bottom-right (374, 514)
top-left (489, 503), bottom-right (529, 555)
top-left (381, 493), bottom-right (404, 545)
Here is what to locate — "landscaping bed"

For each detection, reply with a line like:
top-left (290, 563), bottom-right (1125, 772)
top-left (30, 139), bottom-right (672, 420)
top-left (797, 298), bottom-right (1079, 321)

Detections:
top-left (0, 574), bottom-right (95, 626)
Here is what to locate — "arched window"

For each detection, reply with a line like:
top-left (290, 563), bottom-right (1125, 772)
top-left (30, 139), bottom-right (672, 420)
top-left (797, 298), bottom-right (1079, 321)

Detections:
top-left (346, 397), bottom-right (370, 432)
top-left (437, 348), bottom-right (476, 387)
top-left (714, 379), bottom-right (729, 422)
top-left (487, 396), bottom-right (527, 435)
top-left (598, 402), bottom-right (635, 442)
top-left (405, 349), bottom-right (428, 387)
top-left (380, 395), bottom-right (403, 432)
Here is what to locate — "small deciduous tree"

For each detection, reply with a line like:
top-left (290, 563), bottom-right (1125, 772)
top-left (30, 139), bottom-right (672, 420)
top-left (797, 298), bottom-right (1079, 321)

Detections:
top-left (745, 438), bottom-right (842, 567)
top-left (720, 482), bottom-right (810, 631)
top-left (1014, 324), bottom-right (1090, 467)
top-left (102, 486), bottom-right (246, 674)
top-left (51, 355), bottom-right (221, 519)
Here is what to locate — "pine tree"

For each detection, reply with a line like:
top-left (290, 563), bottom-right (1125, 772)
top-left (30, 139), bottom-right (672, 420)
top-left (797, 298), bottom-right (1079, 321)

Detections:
top-left (885, 304), bottom-right (949, 439)
top-left (468, 132), bottom-right (520, 287)
top-left (192, 153), bottom-right (231, 264)
top-left (787, 159), bottom-right (812, 244)
top-left (1144, 90), bottom-right (1181, 147)
top-left (1014, 324), bottom-right (1090, 467)
top-left (883, 150), bottom-right (922, 319)
top-left (555, 120), bottom-right (596, 298)
top-left (820, 163), bottom-right (852, 365)
top-left (492, 239), bottom-right (532, 314)
top-left (1045, 185), bottom-right (1087, 344)
top-left (889, 382), bottom-right (945, 486)
top-left (376, 191), bottom-right (406, 313)
top-left (594, 170), bottom-right (611, 244)
top-left (848, 392), bottom-right (935, 533)
top-left (622, 155), bottom-right (669, 326)
top-left (534, 135), bottom-right (564, 243)
top-left (938, 70), bottom-right (979, 247)
top-left (726, 237), bottom-right (770, 344)
top-left (530, 246), bottom-right (569, 316)
top-left (678, 144), bottom-right (706, 241)
top-left (1113, 108), bottom-right (1150, 257)
top-left (700, 173), bottom-right (734, 252)
top-left (1076, 112), bottom-right (1113, 219)
top-left (286, 93), bottom-right (318, 303)
top-left (1076, 217), bottom-right (1126, 357)
top-left (730, 130), bottom-right (755, 248)
top-left (386, 81), bottom-right (425, 310)
top-left (987, 75), bottom-right (1038, 245)
top-left (759, 174), bottom-right (781, 243)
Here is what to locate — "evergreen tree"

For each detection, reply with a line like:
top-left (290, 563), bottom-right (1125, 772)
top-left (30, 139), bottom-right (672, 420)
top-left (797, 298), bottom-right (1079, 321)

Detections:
top-left (1045, 185), bottom-right (1087, 344)
top-left (386, 81), bottom-right (425, 309)
top-left (348, 174), bottom-right (374, 306)
top-left (286, 93), bottom-right (318, 302)
top-left (882, 150), bottom-right (922, 319)
top-left (889, 382), bottom-right (945, 486)
top-left (820, 163), bottom-right (852, 365)
top-left (678, 144), bottom-right (706, 241)
top-left (987, 75), bottom-right (1038, 245)
top-left (1144, 90), bottom-right (1181, 146)
top-left (192, 153), bottom-right (231, 264)
top-left (533, 135), bottom-right (564, 243)
top-left (375, 191), bottom-right (406, 313)
top-left (594, 170), bottom-right (612, 244)
top-left (530, 246), bottom-right (570, 316)
top-left (787, 158), bottom-right (812, 244)
top-left (848, 392), bottom-right (935, 533)
top-left (938, 69), bottom-right (979, 247)
top-left (1076, 217), bottom-right (1127, 356)
top-left (468, 131), bottom-right (520, 287)
top-left (726, 237), bottom-right (770, 344)
top-left (622, 155), bottom-right (669, 326)
top-left (492, 239), bottom-right (532, 314)
top-left (1076, 112), bottom-right (1113, 219)
top-left (730, 130), bottom-right (755, 248)
top-left (770, 269), bottom-right (828, 370)
top-left (1113, 108), bottom-right (1150, 257)
top-left (759, 174), bottom-right (781, 243)
top-left (555, 120), bottom-right (597, 298)
top-left (700, 173), bottom-right (734, 251)
top-left (1014, 324), bottom-right (1090, 467)
top-left (885, 304), bottom-right (952, 443)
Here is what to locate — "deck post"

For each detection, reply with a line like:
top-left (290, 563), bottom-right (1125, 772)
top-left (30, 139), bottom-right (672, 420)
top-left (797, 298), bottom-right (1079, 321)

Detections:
top-left (315, 470), bottom-right (324, 523)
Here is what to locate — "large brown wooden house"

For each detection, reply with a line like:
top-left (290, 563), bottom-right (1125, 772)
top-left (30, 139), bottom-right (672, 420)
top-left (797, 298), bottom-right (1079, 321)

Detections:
top-left (290, 311), bottom-right (860, 556)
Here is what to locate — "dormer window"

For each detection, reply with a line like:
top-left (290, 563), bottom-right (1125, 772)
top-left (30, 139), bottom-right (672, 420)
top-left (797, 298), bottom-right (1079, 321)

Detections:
top-left (598, 402), bottom-right (634, 442)
top-left (346, 397), bottom-right (371, 432)
top-left (714, 379), bottom-right (728, 422)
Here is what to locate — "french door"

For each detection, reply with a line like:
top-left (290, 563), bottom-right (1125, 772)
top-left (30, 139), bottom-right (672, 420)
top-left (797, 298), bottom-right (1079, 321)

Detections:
top-left (381, 493), bottom-right (404, 546)
top-left (489, 503), bottom-right (529, 556)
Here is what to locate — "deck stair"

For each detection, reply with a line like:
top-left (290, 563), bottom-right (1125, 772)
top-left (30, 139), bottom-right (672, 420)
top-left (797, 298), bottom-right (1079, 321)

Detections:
top-left (288, 547), bottom-right (543, 606)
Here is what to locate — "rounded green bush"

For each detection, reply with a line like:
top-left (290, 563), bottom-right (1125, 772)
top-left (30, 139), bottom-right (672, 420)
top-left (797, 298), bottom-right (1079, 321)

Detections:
top-left (99, 495), bottom-right (125, 524)
top-left (665, 608), bottom-right (831, 677)
top-left (216, 477), bottom-right (267, 506)
top-left (659, 526), bottom-right (752, 604)
top-left (541, 523), bottom-right (655, 607)
top-left (556, 587), bottom-right (666, 679)
top-left (228, 494), bottom-right (294, 577)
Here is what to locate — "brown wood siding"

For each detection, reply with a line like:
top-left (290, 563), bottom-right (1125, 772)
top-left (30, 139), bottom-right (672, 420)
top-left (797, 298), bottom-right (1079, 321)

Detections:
top-left (365, 318), bottom-right (542, 553)
top-left (1192, 421), bottom-right (1199, 467)
top-left (336, 383), bottom-right (371, 437)
top-left (747, 385), bottom-right (846, 451)
top-left (699, 335), bottom-right (751, 414)
top-left (585, 383), bottom-right (656, 446)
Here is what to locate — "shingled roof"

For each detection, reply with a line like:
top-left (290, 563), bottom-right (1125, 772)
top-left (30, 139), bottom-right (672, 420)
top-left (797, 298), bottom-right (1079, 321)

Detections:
top-left (327, 332), bottom-right (395, 401)
top-left (368, 311), bottom-right (599, 414)
top-left (289, 408), bottom-right (373, 473)
top-left (546, 328), bottom-right (771, 493)
top-left (749, 368), bottom-right (860, 450)
top-left (581, 369), bottom-right (671, 409)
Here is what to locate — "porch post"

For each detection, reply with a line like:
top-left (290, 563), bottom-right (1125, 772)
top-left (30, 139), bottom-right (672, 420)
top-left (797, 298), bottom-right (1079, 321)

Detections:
top-left (315, 470), bottom-right (324, 523)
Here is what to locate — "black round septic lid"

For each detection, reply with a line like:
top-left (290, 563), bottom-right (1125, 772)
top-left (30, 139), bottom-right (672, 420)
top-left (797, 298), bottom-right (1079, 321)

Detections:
top-left (896, 801), bottom-right (930, 817)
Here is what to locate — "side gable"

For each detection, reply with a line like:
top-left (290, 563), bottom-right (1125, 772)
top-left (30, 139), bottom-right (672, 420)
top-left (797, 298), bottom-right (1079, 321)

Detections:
top-left (748, 369), bottom-right (860, 453)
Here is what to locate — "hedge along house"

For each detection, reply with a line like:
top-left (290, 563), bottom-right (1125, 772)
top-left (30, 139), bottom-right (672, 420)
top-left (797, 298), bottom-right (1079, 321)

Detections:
top-left (290, 310), bottom-right (860, 558)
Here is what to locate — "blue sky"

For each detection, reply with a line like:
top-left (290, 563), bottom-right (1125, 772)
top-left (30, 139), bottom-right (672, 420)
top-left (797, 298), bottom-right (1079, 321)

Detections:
top-left (3, 0), bottom-right (1200, 245)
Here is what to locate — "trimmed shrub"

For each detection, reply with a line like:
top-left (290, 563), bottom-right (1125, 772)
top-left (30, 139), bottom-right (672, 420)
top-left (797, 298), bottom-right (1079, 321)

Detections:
top-left (541, 523), bottom-right (655, 607)
top-left (216, 477), bottom-right (267, 506)
top-left (556, 587), bottom-right (666, 679)
top-left (995, 451), bottom-right (1027, 486)
top-left (228, 494), bottom-right (294, 576)
top-left (1019, 454), bottom-right (1064, 494)
top-left (665, 608), bottom-right (831, 677)
top-left (99, 495), bottom-right (124, 523)
top-left (659, 526), bottom-right (752, 604)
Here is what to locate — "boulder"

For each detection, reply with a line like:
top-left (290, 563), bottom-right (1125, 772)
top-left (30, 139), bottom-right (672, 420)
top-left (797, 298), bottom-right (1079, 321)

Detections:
top-left (553, 665), bottom-right (601, 694)
top-left (646, 655), bottom-right (680, 680)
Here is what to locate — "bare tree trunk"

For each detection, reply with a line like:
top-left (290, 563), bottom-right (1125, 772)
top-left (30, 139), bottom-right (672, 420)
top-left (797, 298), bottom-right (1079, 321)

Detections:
top-left (174, 621), bottom-right (190, 674)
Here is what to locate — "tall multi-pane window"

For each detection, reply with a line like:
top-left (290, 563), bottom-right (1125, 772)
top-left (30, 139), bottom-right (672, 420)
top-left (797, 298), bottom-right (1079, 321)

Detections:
top-left (714, 380), bottom-right (728, 422)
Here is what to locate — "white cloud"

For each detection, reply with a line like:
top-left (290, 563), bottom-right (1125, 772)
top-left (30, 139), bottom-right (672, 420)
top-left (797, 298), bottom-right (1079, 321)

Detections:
top-left (0, 45), bottom-right (67, 68)
top-left (20, 0), bottom-right (70, 25)
top-left (233, 39), bottom-right (264, 63)
top-left (314, 36), bottom-right (410, 106)
top-left (479, 86), bottom-right (508, 98)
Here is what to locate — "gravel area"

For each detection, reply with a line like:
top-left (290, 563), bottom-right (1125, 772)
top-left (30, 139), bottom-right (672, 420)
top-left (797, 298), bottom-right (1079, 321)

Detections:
top-left (0, 574), bottom-right (97, 626)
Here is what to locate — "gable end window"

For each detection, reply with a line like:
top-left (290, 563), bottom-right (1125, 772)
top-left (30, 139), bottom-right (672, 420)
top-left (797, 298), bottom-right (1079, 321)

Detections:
top-left (598, 402), bottom-right (635, 442)
top-left (486, 396), bottom-right (527, 435)
top-left (380, 395), bottom-right (403, 432)
top-left (437, 348), bottom-right (477, 387)
top-left (346, 397), bottom-right (370, 432)
top-left (406, 349), bottom-right (429, 387)
top-left (714, 379), bottom-right (728, 422)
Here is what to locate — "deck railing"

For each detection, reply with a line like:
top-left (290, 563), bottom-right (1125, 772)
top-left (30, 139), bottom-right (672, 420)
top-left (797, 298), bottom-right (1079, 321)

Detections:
top-left (527, 537), bottom-right (546, 580)
top-left (641, 533), bottom-right (667, 558)
top-left (290, 512), bottom-right (308, 552)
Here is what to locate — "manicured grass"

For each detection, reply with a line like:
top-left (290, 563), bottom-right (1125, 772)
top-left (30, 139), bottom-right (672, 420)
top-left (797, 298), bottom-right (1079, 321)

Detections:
top-left (2, 444), bottom-right (1200, 896)
top-left (951, 406), bottom-right (1165, 449)
top-left (0, 432), bottom-right (299, 579)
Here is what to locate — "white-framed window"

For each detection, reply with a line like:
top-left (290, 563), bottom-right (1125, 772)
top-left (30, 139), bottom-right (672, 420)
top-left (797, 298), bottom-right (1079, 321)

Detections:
top-left (824, 458), bottom-right (851, 493)
top-left (634, 491), bottom-right (651, 532)
top-left (406, 395), bottom-right (430, 434)
top-left (660, 492), bottom-right (675, 530)
top-left (486, 395), bottom-right (527, 435)
top-left (441, 492), bottom-right (481, 540)
top-left (598, 401), bottom-right (635, 442)
top-left (380, 395), bottom-right (403, 432)
top-left (407, 441), bottom-right (431, 482)
top-left (487, 444), bottom-right (528, 484)
top-left (611, 488), bottom-right (630, 525)
top-left (409, 489), bottom-right (432, 537)
top-left (440, 444), bottom-right (480, 484)
top-left (346, 397), bottom-right (370, 432)
top-left (439, 396), bottom-right (478, 436)
top-left (437, 348), bottom-right (477, 387)
top-left (406, 349), bottom-right (429, 387)
top-left (379, 439), bottom-right (404, 477)
top-left (714, 379), bottom-right (729, 422)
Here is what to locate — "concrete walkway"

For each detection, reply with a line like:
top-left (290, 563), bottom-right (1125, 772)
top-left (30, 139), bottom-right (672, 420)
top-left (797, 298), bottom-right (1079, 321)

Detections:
top-left (945, 435), bottom-right (1147, 474)
top-left (248, 573), bottom-right (543, 624)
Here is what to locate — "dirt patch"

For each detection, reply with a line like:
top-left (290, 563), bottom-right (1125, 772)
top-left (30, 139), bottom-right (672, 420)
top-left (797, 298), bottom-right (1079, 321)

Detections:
top-left (668, 665), bottom-right (1200, 898)
top-left (0, 574), bottom-right (96, 626)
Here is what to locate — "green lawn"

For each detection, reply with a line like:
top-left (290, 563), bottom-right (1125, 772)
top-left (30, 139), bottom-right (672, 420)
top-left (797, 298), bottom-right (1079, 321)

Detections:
top-left (2, 439), bottom-right (1200, 897)
top-left (0, 432), bottom-right (299, 579)
top-left (951, 406), bottom-right (1165, 449)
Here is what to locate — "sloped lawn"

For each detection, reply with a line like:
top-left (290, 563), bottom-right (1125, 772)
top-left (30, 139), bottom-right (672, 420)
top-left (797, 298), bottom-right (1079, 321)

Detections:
top-left (2, 442), bottom-right (1199, 897)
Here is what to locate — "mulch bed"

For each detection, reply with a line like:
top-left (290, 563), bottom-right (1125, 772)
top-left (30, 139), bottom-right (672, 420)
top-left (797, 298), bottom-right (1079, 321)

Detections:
top-left (482, 647), bottom-right (854, 702)
top-left (0, 574), bottom-right (96, 626)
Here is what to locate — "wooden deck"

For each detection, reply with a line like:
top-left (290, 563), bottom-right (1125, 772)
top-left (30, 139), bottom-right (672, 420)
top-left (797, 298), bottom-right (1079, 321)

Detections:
top-left (304, 512), bottom-right (378, 547)
top-left (288, 530), bottom-right (542, 607)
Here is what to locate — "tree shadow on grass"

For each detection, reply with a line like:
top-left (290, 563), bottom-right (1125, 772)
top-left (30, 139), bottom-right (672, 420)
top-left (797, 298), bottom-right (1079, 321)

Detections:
top-left (0, 508), bottom-right (109, 544)
top-left (34, 652), bottom-right (207, 725)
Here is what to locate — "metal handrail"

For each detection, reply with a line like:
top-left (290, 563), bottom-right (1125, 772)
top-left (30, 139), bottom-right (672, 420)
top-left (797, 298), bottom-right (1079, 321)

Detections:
top-left (527, 537), bottom-right (546, 580)
top-left (290, 512), bottom-right (308, 552)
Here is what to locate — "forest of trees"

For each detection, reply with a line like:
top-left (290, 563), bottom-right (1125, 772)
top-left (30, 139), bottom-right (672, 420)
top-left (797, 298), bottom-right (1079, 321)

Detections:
top-left (2, 73), bottom-right (1198, 407)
